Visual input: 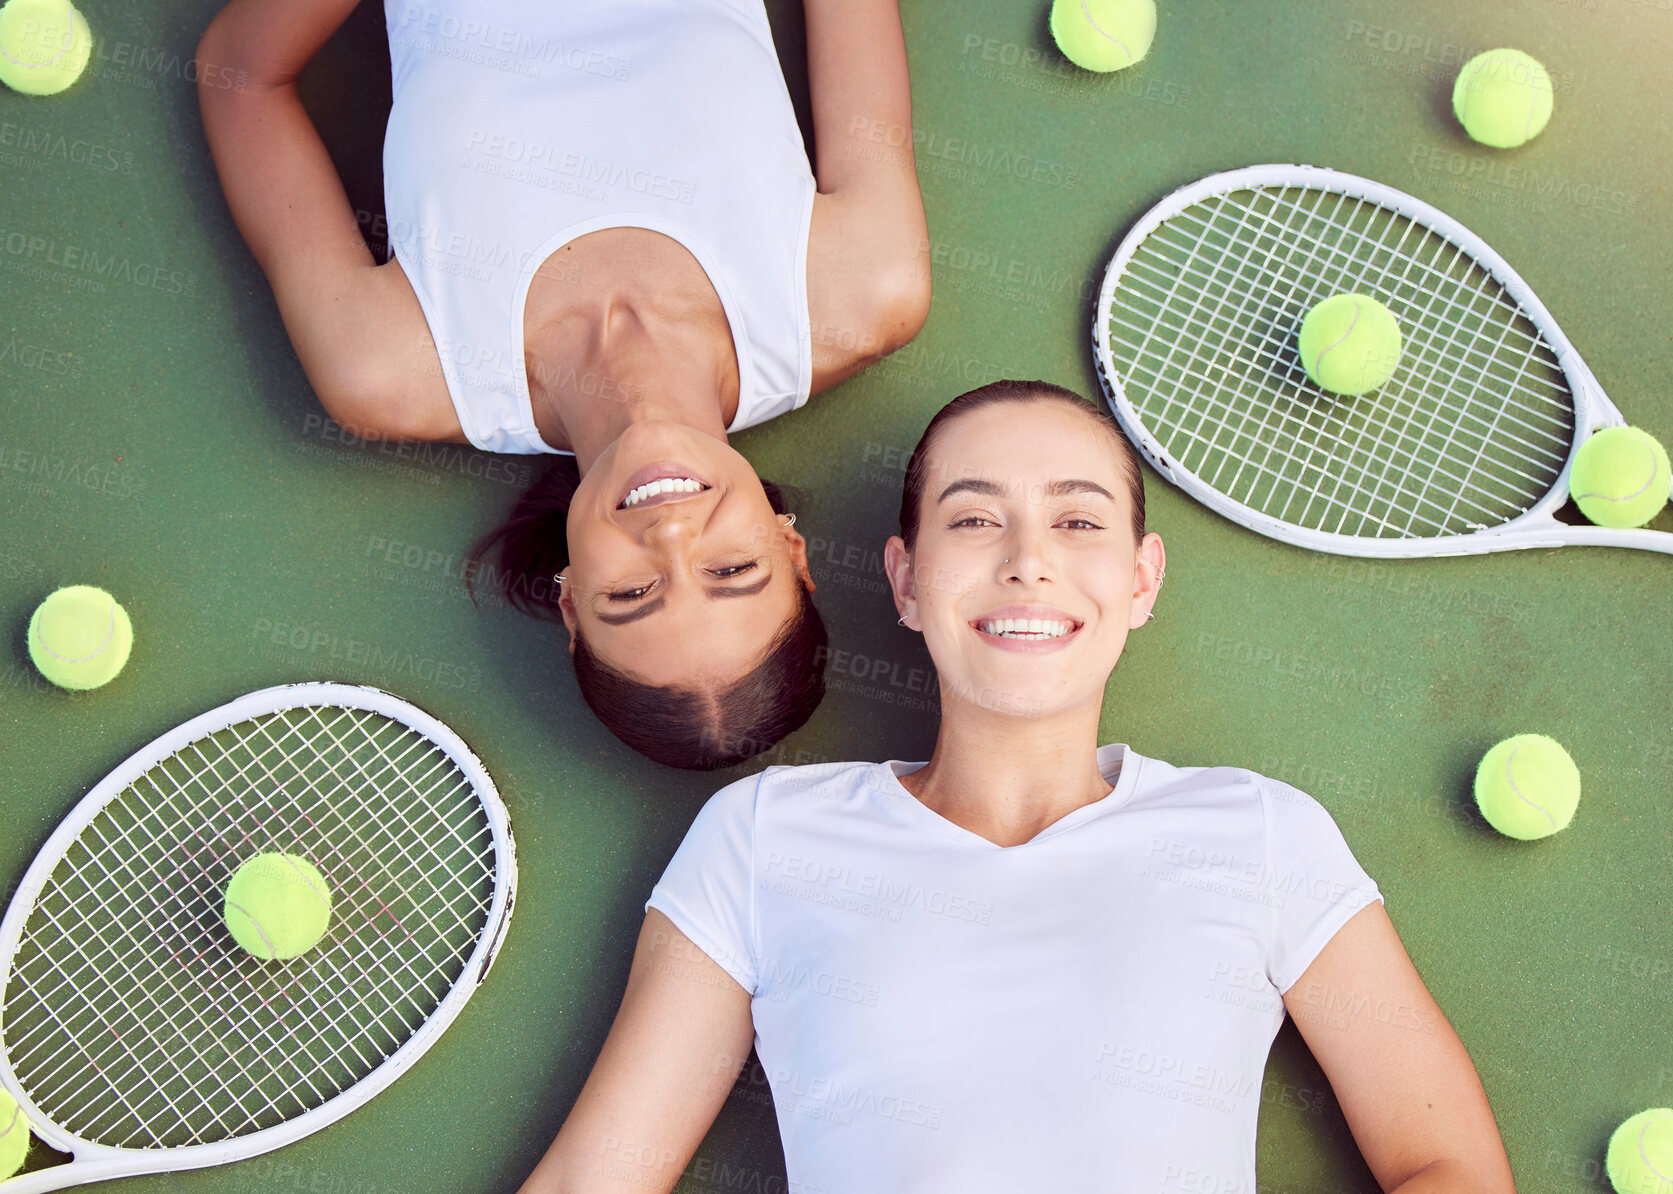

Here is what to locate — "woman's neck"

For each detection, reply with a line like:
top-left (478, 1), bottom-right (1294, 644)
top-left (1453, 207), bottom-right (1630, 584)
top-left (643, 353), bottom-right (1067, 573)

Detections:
top-left (524, 303), bottom-right (738, 469)
top-left (898, 700), bottom-right (1114, 849)
top-left (522, 231), bottom-right (741, 470)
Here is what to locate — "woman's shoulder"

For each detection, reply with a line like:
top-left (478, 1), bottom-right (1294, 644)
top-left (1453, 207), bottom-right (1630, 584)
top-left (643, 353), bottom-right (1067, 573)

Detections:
top-left (757, 758), bottom-right (889, 797)
top-left (1121, 749), bottom-right (1269, 803)
top-left (698, 758), bottom-right (891, 815)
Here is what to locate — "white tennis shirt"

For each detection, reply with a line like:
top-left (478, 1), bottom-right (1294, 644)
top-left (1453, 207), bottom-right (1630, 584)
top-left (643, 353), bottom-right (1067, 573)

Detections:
top-left (645, 745), bottom-right (1383, 1192)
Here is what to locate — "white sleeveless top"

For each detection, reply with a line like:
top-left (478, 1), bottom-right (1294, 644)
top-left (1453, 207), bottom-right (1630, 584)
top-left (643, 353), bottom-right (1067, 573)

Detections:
top-left (381, 0), bottom-right (818, 454)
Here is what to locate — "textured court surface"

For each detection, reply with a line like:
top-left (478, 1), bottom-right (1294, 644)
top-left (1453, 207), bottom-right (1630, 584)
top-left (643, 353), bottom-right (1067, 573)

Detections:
top-left (1, 1), bottom-right (1670, 1190)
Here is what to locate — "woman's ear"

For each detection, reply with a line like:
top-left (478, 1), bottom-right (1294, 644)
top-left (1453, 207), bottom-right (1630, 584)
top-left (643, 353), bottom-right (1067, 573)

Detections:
top-left (558, 574), bottom-right (579, 654)
top-left (884, 535), bottom-right (916, 628)
top-left (1130, 532), bottom-right (1167, 630)
top-left (783, 524), bottom-right (817, 593)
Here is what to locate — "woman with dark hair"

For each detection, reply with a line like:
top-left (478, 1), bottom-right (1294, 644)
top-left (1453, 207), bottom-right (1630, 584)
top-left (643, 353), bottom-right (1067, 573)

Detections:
top-left (514, 381), bottom-right (1515, 1193)
top-left (196, 0), bottom-right (931, 768)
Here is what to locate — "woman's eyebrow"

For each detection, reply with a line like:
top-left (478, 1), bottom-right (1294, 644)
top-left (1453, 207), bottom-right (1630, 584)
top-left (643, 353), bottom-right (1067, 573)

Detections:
top-left (937, 478), bottom-right (1114, 502)
top-left (592, 571), bottom-right (774, 626)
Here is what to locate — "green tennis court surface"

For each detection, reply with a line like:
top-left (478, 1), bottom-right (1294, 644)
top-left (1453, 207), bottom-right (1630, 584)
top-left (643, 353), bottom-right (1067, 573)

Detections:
top-left (2, 1), bottom-right (1669, 1190)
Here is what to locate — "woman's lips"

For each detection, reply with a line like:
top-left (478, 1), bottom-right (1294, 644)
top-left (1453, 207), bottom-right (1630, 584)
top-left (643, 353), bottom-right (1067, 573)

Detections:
top-left (616, 461), bottom-right (712, 510)
top-left (969, 604), bottom-right (1083, 653)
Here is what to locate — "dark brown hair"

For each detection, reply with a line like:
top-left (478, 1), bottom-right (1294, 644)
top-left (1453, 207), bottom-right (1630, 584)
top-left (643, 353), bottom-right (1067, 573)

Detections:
top-left (899, 380), bottom-right (1147, 549)
top-left (466, 457), bottom-right (827, 769)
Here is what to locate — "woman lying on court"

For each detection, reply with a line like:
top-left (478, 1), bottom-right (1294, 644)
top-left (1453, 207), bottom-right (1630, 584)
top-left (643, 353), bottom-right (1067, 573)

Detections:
top-left (196, 0), bottom-right (930, 768)
top-left (515, 380), bottom-right (1516, 1193)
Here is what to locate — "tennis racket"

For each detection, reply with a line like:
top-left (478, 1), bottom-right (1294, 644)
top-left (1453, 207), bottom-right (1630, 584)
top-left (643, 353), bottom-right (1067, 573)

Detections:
top-left (1092, 163), bottom-right (1673, 557)
top-left (0, 682), bottom-right (517, 1192)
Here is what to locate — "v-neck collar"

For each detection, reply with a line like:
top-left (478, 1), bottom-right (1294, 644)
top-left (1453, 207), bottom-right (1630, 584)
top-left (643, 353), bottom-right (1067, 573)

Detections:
top-left (877, 744), bottom-right (1142, 851)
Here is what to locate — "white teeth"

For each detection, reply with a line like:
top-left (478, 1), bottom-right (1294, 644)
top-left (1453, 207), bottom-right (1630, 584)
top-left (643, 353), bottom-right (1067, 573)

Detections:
top-left (620, 477), bottom-right (705, 508)
top-left (977, 618), bottom-right (1073, 639)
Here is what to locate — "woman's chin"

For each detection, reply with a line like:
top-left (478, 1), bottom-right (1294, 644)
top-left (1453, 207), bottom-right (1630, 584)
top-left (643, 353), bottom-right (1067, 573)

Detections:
top-left (936, 672), bottom-right (1093, 723)
top-left (614, 417), bottom-right (732, 462)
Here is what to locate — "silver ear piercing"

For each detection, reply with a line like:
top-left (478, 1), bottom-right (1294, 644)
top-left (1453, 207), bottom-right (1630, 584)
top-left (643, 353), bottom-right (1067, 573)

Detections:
top-left (782, 513), bottom-right (797, 527)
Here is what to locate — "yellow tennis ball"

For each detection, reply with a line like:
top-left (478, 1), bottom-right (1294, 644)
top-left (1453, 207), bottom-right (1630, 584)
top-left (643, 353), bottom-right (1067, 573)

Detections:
top-left (224, 853), bottom-right (333, 961)
top-left (1297, 293), bottom-right (1403, 396)
top-left (27, 585), bottom-right (134, 690)
top-left (1473, 734), bottom-right (1580, 840)
top-left (1608, 1108), bottom-right (1673, 1194)
top-left (1049, 0), bottom-right (1156, 73)
top-left (1453, 48), bottom-right (1553, 149)
top-left (0, 1090), bottom-right (30, 1182)
top-left (0, 0), bottom-right (92, 97)
top-left (1569, 427), bottom-right (1670, 530)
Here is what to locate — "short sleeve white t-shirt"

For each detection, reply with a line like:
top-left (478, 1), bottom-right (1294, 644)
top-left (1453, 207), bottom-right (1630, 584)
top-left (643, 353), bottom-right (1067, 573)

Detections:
top-left (644, 745), bottom-right (1383, 1193)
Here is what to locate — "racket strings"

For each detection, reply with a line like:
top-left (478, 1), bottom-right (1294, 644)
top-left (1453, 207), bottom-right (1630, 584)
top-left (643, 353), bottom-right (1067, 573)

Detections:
top-left (1127, 192), bottom-right (1566, 525)
top-left (2, 705), bottom-right (498, 1150)
top-left (1264, 192), bottom-right (1557, 532)
top-left (9, 721), bottom-right (468, 1130)
top-left (1105, 182), bottom-right (1575, 539)
top-left (9, 715), bottom-right (485, 1123)
top-left (1122, 189), bottom-right (1569, 533)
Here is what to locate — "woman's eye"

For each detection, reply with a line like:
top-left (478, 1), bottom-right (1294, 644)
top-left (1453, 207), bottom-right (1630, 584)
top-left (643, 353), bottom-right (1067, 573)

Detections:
top-left (711, 560), bottom-right (759, 579)
top-left (607, 582), bottom-right (656, 602)
top-left (1060, 518), bottom-right (1104, 530)
top-left (949, 516), bottom-right (997, 529)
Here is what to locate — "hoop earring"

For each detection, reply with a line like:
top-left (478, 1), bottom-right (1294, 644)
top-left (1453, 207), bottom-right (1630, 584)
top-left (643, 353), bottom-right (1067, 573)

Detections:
top-left (1146, 611), bottom-right (1155, 622)
top-left (554, 573), bottom-right (568, 588)
top-left (782, 513), bottom-right (797, 528)
top-left (898, 615), bottom-right (909, 627)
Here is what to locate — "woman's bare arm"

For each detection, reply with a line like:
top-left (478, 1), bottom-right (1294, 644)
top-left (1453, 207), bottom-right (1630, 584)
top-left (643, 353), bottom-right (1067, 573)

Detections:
top-left (516, 909), bottom-right (757, 1194)
top-left (802, 0), bottom-right (932, 392)
top-left (1283, 903), bottom-right (1517, 1194)
top-left (196, 0), bottom-right (449, 439)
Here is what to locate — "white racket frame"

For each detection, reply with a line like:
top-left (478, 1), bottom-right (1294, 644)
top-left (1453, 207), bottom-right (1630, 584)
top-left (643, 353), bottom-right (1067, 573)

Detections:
top-left (1093, 163), bottom-right (1673, 557)
top-left (0, 682), bottom-right (519, 1193)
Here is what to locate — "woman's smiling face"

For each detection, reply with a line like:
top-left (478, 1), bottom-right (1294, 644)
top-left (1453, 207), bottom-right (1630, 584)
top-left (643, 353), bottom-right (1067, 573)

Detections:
top-left (558, 419), bottom-right (813, 687)
top-left (886, 399), bottom-right (1163, 720)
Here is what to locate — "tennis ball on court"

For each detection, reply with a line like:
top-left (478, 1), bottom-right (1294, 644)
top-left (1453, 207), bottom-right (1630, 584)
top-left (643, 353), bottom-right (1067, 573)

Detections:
top-left (1473, 734), bottom-right (1579, 840)
top-left (224, 853), bottom-right (333, 961)
top-left (1049, 0), bottom-right (1156, 72)
top-left (1609, 1109), bottom-right (1673, 1194)
top-left (0, 0), bottom-right (92, 96)
top-left (1569, 427), bottom-right (1670, 530)
top-left (1297, 293), bottom-right (1403, 396)
top-left (27, 585), bottom-right (133, 690)
top-left (1452, 48), bottom-right (1554, 149)
top-left (0, 1090), bottom-right (29, 1182)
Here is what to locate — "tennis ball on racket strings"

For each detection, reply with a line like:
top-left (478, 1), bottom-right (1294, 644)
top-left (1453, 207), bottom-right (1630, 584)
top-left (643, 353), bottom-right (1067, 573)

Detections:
top-left (225, 853), bottom-right (333, 961)
top-left (1609, 1108), bottom-right (1673, 1194)
top-left (1049, 0), bottom-right (1156, 72)
top-left (1297, 293), bottom-right (1403, 396)
top-left (27, 585), bottom-right (133, 690)
top-left (0, 0), bottom-right (92, 96)
top-left (1473, 734), bottom-right (1579, 840)
top-left (1453, 48), bottom-right (1553, 149)
top-left (0, 1090), bottom-right (30, 1182)
top-left (1569, 426), bottom-right (1670, 530)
